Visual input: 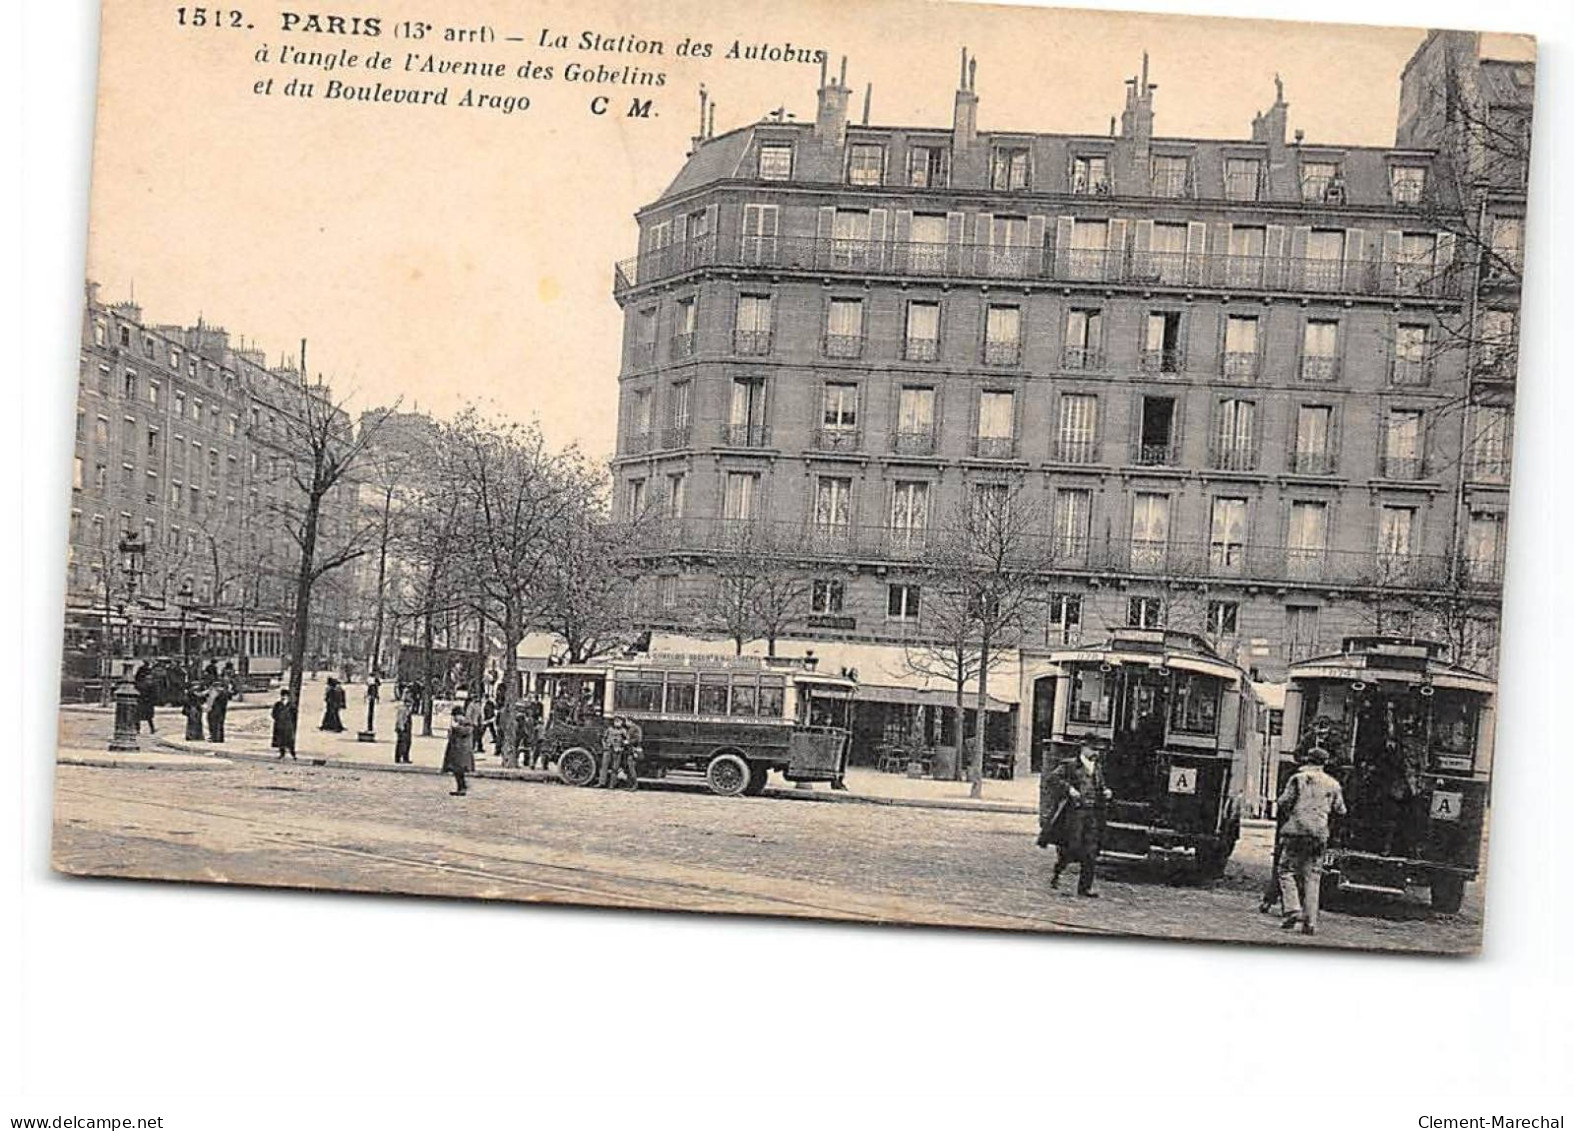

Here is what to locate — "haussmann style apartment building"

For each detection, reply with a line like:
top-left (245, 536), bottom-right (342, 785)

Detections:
top-left (609, 31), bottom-right (1525, 772)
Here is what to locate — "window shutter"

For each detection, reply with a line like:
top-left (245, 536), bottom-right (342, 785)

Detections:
top-left (1328, 404), bottom-right (1342, 469)
top-left (976, 212), bottom-right (994, 246)
top-left (1028, 215), bottom-right (1048, 277)
top-left (1264, 224), bottom-right (1287, 288)
top-left (1108, 219), bottom-right (1129, 280)
top-left (674, 213), bottom-right (688, 247)
top-left (816, 204), bottom-right (836, 242)
top-left (1132, 218), bottom-right (1153, 255)
top-left (1054, 216), bottom-right (1075, 276)
top-left (1380, 229), bottom-right (1405, 291)
top-left (976, 212), bottom-right (994, 276)
top-left (1209, 222), bottom-right (1230, 283)
top-left (869, 208), bottom-right (888, 270)
top-left (1289, 225), bottom-right (1311, 262)
top-left (947, 211), bottom-right (966, 274)
top-left (1343, 229), bottom-right (1367, 290)
top-left (893, 209), bottom-right (912, 248)
top-left (1434, 231), bottom-right (1457, 293)
top-left (1186, 221), bottom-right (1207, 285)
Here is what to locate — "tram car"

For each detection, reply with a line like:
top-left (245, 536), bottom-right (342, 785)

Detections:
top-left (1282, 636), bottom-right (1495, 913)
top-left (535, 655), bottom-right (856, 796)
top-left (1036, 628), bottom-right (1261, 877)
top-left (60, 603), bottom-right (285, 702)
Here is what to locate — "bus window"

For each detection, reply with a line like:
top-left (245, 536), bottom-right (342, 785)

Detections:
top-left (1169, 672), bottom-right (1220, 736)
top-left (758, 677), bottom-right (785, 719)
top-left (1070, 667), bottom-right (1113, 724)
top-left (614, 672), bottom-right (663, 713)
top-left (665, 674), bottom-right (696, 714)
top-left (1429, 690), bottom-right (1479, 770)
top-left (730, 678), bottom-right (758, 716)
top-left (697, 674), bottom-right (730, 716)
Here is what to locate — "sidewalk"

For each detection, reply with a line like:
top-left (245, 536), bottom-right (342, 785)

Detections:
top-left (58, 744), bottom-right (230, 771)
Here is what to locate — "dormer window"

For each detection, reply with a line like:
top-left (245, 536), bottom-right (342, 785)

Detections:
top-left (1071, 155), bottom-right (1110, 195)
top-left (907, 144), bottom-right (949, 188)
top-left (757, 143), bottom-right (793, 181)
top-left (990, 147), bottom-right (1030, 191)
top-left (1300, 160), bottom-right (1343, 202)
top-left (1223, 158), bottom-right (1261, 202)
top-left (846, 143), bottom-right (885, 186)
top-left (1150, 154), bottom-right (1190, 198)
top-left (1390, 165), bottom-right (1428, 206)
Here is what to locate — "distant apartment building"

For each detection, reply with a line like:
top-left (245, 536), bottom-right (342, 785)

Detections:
top-left (609, 36), bottom-right (1521, 691)
top-left (70, 283), bottom-right (359, 661)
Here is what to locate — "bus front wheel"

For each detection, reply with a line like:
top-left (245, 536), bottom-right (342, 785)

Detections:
top-left (558, 747), bottom-right (598, 788)
top-left (706, 753), bottom-right (750, 797)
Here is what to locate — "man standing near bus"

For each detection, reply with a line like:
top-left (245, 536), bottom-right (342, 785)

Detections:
top-left (1274, 746), bottom-right (1347, 936)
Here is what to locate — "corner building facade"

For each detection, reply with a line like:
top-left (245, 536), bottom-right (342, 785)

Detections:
top-left (610, 42), bottom-right (1513, 718)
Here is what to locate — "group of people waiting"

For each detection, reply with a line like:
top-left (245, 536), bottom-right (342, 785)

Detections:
top-left (1037, 737), bottom-right (1348, 935)
top-left (131, 660), bottom-right (237, 744)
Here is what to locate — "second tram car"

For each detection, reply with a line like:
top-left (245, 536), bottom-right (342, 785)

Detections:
top-left (1282, 636), bottom-right (1495, 913)
top-left (1036, 628), bottom-right (1260, 877)
top-left (536, 655), bottom-right (856, 796)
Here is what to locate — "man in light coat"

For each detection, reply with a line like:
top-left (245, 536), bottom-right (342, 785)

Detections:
top-left (1274, 746), bottom-right (1348, 936)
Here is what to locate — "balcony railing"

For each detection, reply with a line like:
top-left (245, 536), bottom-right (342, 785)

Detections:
top-left (1300, 355), bottom-right (1341, 383)
top-left (1477, 351), bottom-right (1518, 382)
top-left (1221, 352), bottom-right (1259, 381)
top-left (903, 337), bottom-right (940, 362)
top-left (823, 333), bottom-right (864, 359)
top-left (1208, 444), bottom-right (1259, 472)
top-left (1138, 348), bottom-right (1184, 376)
top-left (722, 423), bottom-right (772, 449)
top-left (1288, 449), bottom-right (1336, 476)
top-left (1468, 456), bottom-right (1510, 484)
top-left (623, 431), bottom-right (654, 456)
top-left (1131, 439), bottom-right (1179, 467)
top-left (1060, 346), bottom-right (1104, 371)
top-left (971, 435), bottom-right (1018, 460)
top-left (617, 519), bottom-right (1502, 593)
top-left (734, 329), bottom-right (772, 356)
top-left (1053, 438), bottom-right (1100, 465)
top-left (814, 427), bottom-right (863, 454)
top-left (983, 340), bottom-right (1022, 367)
top-left (1379, 453), bottom-right (1428, 481)
top-left (890, 430), bottom-right (937, 457)
top-left (661, 424), bottom-right (692, 450)
top-left (1389, 356), bottom-right (1431, 386)
top-left (614, 238), bottom-right (1466, 300)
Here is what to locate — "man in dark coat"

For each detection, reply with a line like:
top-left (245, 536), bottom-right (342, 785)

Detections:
top-left (442, 706), bottom-right (475, 795)
top-left (206, 681), bottom-right (231, 743)
top-left (320, 677), bottom-right (346, 732)
top-left (183, 683), bottom-right (206, 741)
top-left (271, 689), bottom-right (298, 760)
top-left (393, 690), bottom-right (414, 764)
top-left (133, 663), bottom-right (158, 733)
top-left (1037, 740), bottom-right (1113, 897)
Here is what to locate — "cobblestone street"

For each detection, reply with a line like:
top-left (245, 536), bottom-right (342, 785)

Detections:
top-left (51, 709), bottom-right (1485, 954)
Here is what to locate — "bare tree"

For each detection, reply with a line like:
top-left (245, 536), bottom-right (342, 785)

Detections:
top-left (900, 573), bottom-right (1009, 781)
top-left (692, 523), bottom-right (811, 656)
top-left (535, 465), bottom-right (644, 665)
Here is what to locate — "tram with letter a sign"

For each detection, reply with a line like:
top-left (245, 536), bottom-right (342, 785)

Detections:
top-left (1036, 628), bottom-right (1262, 877)
top-left (1282, 636), bottom-right (1496, 913)
top-left (535, 654), bottom-right (855, 796)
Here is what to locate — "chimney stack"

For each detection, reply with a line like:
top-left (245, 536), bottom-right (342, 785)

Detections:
top-left (1250, 73), bottom-right (1289, 146)
top-left (952, 47), bottom-right (979, 152)
top-left (815, 54), bottom-right (852, 147)
top-left (1120, 51), bottom-right (1157, 162)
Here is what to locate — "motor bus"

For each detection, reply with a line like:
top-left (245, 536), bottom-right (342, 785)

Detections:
top-left (1034, 628), bottom-right (1262, 878)
top-left (1282, 636), bottom-right (1495, 913)
top-left (535, 654), bottom-right (856, 796)
top-left (60, 603), bottom-right (285, 702)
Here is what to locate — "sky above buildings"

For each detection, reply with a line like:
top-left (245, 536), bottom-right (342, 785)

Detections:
top-left (84, 0), bottom-right (1527, 459)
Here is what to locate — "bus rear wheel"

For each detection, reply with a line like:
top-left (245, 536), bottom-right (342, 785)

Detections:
top-left (705, 753), bottom-right (750, 797)
top-left (558, 747), bottom-right (598, 788)
top-left (1430, 872), bottom-right (1467, 913)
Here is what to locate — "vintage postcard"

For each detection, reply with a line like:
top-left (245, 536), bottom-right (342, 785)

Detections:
top-left (54, 0), bottom-right (1534, 954)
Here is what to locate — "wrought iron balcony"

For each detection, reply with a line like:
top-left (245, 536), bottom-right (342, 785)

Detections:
top-left (1052, 438), bottom-right (1100, 465)
top-left (1149, 170), bottom-right (1190, 199)
top-left (823, 333), bottom-right (864, 360)
top-left (1221, 351), bottom-right (1259, 381)
top-left (1288, 449), bottom-right (1336, 476)
top-left (1138, 348), bottom-right (1185, 376)
top-left (661, 424), bottom-right (692, 450)
top-left (623, 431), bottom-right (654, 456)
top-left (813, 427), bottom-right (863, 454)
top-left (1379, 453), bottom-right (1428, 481)
top-left (903, 337), bottom-right (940, 362)
top-left (970, 435), bottom-right (1018, 460)
top-left (1060, 346), bottom-right (1104, 371)
top-left (1389, 356), bottom-right (1432, 386)
top-left (1299, 355), bottom-right (1341, 383)
top-left (1208, 444), bottom-right (1259, 473)
top-left (722, 423), bottom-right (772, 449)
top-left (983, 339), bottom-right (1022, 367)
top-left (1131, 440), bottom-right (1179, 468)
top-left (1469, 456), bottom-right (1510, 484)
top-left (733, 329), bottom-right (773, 356)
top-left (889, 430), bottom-right (937, 457)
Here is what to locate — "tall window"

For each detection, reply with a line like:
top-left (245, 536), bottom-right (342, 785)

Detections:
top-left (1392, 324), bottom-right (1430, 385)
top-left (831, 209), bottom-right (873, 269)
top-left (1150, 223), bottom-right (1189, 285)
top-left (1223, 315), bottom-right (1259, 379)
top-left (1480, 309), bottom-right (1518, 374)
top-left (814, 476), bottom-right (854, 533)
top-left (1395, 233), bottom-right (1437, 293)
top-left (1303, 229), bottom-right (1346, 291)
top-left (1130, 492), bottom-right (1170, 570)
top-left (988, 216), bottom-right (1030, 278)
top-left (1226, 226), bottom-right (1265, 286)
top-left (847, 143), bottom-right (885, 185)
top-left (1066, 220), bottom-right (1109, 281)
top-left (1466, 511), bottom-right (1505, 583)
top-left (1142, 311), bottom-right (1184, 374)
top-left (1471, 404), bottom-right (1511, 482)
top-left (627, 389), bottom-right (653, 447)
top-left (664, 473), bottom-right (686, 519)
top-left (1223, 157), bottom-right (1261, 201)
top-left (757, 143), bottom-right (793, 180)
top-left (1150, 155), bottom-right (1189, 198)
top-left (672, 297), bottom-right (697, 358)
top-left (728, 377), bottom-right (768, 447)
top-left (984, 305), bottom-right (1022, 365)
top-left (1300, 160), bottom-right (1340, 202)
top-left (1056, 394), bottom-right (1098, 464)
top-left (1389, 165), bottom-right (1427, 205)
top-left (1129, 596), bottom-right (1165, 629)
top-left (735, 294), bottom-right (772, 355)
top-left (1292, 405), bottom-right (1334, 474)
top-left (825, 297), bottom-right (864, 357)
top-left (820, 382), bottom-right (859, 451)
top-left (1378, 506), bottom-right (1416, 574)
top-left (1286, 605), bottom-right (1320, 661)
top-left (1053, 489), bottom-right (1091, 563)
top-left (907, 145), bottom-right (949, 188)
top-left (904, 301), bottom-right (941, 361)
top-left (1071, 155), bottom-right (1109, 195)
top-left (1046, 593), bottom-right (1084, 645)
top-left (1488, 216), bottom-right (1524, 278)
top-left (894, 387), bottom-right (936, 454)
top-left (1213, 399), bottom-right (1256, 471)
top-left (887, 583), bottom-right (922, 621)
top-left (889, 481), bottom-right (929, 545)
top-left (908, 214), bottom-right (948, 274)
top-left (1301, 320), bottom-right (1340, 381)
top-left (975, 391), bottom-right (1015, 458)
top-left (723, 471), bottom-right (760, 521)
top-left (1384, 409), bottom-right (1424, 479)
top-left (990, 147), bottom-right (1030, 191)
top-left (1063, 309), bottom-right (1102, 369)
top-left (667, 380), bottom-right (691, 442)
top-left (740, 204), bottom-right (779, 263)
top-left (625, 478), bottom-right (647, 520)
top-left (811, 578), bottom-right (845, 615)
top-left (1209, 497), bottom-right (1248, 572)
top-left (1136, 396), bottom-right (1177, 466)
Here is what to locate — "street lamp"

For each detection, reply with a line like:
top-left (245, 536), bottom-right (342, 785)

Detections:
top-left (177, 578), bottom-right (195, 674)
top-left (108, 532), bottom-right (146, 751)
